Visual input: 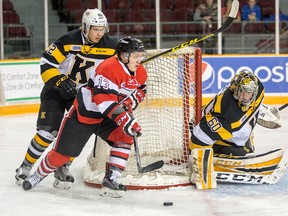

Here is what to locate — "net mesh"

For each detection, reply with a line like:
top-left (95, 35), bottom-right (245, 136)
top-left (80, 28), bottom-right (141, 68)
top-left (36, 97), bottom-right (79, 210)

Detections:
top-left (84, 47), bottom-right (202, 189)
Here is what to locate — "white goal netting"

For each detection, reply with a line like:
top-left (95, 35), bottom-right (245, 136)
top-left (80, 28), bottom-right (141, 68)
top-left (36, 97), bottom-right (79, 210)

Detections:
top-left (84, 47), bottom-right (202, 189)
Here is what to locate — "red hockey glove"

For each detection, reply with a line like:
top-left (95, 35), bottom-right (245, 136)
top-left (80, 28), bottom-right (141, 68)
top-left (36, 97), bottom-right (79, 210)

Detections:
top-left (114, 111), bottom-right (142, 137)
top-left (123, 85), bottom-right (146, 111)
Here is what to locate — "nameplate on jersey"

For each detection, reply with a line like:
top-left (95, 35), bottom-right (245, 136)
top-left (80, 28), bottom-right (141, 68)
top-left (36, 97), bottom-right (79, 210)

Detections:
top-left (71, 45), bottom-right (82, 51)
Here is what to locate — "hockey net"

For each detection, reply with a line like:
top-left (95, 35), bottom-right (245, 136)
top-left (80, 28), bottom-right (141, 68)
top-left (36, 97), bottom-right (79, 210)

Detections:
top-left (84, 47), bottom-right (202, 190)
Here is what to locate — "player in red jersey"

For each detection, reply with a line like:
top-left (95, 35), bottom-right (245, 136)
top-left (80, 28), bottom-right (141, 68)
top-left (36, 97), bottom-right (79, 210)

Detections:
top-left (22, 36), bottom-right (147, 198)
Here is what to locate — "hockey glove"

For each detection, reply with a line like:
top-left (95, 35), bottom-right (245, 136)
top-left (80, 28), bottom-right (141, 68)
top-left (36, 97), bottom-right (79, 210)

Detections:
top-left (111, 106), bottom-right (142, 137)
top-left (123, 85), bottom-right (146, 110)
top-left (54, 75), bottom-right (77, 100)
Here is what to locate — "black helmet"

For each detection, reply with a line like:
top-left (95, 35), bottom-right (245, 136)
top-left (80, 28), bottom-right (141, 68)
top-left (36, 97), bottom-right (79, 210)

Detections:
top-left (116, 36), bottom-right (146, 59)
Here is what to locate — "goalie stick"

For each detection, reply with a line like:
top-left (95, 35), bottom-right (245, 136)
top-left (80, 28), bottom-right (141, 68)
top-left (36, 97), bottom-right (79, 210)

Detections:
top-left (143, 0), bottom-right (240, 63)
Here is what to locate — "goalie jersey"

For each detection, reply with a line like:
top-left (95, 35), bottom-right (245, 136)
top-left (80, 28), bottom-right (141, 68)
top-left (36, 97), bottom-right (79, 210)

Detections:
top-left (40, 29), bottom-right (116, 88)
top-left (191, 80), bottom-right (264, 150)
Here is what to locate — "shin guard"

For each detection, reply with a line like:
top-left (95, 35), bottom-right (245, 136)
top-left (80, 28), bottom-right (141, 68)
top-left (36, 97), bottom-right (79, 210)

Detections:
top-left (191, 148), bottom-right (217, 190)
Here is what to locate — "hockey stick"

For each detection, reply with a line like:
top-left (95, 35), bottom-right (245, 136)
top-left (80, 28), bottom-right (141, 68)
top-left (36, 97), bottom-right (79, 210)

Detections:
top-left (126, 104), bottom-right (164, 173)
top-left (133, 135), bottom-right (164, 173)
top-left (143, 0), bottom-right (239, 63)
top-left (279, 103), bottom-right (288, 111)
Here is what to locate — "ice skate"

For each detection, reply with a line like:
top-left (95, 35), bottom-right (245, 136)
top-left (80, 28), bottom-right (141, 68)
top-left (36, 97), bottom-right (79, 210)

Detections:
top-left (53, 162), bottom-right (74, 189)
top-left (99, 163), bottom-right (126, 198)
top-left (22, 172), bottom-right (43, 191)
top-left (15, 165), bottom-right (32, 185)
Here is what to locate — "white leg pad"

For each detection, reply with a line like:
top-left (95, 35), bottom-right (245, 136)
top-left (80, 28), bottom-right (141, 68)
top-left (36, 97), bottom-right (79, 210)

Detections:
top-left (191, 148), bottom-right (217, 190)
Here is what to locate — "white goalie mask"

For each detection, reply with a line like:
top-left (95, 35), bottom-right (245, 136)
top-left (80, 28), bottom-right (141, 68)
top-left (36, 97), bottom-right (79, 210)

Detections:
top-left (230, 70), bottom-right (259, 112)
top-left (82, 8), bottom-right (109, 41)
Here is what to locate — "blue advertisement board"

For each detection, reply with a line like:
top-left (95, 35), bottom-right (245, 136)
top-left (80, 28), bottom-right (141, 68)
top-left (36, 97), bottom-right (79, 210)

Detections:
top-left (200, 55), bottom-right (288, 94)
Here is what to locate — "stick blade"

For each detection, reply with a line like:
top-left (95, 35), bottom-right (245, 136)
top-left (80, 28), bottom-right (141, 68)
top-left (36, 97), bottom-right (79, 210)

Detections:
top-left (229, 0), bottom-right (240, 19)
top-left (138, 160), bottom-right (165, 173)
top-left (213, 0), bottom-right (239, 34)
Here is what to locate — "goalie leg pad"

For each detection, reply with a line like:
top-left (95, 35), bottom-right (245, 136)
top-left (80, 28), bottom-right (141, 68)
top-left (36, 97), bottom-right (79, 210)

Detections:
top-left (213, 148), bottom-right (283, 175)
top-left (191, 148), bottom-right (217, 190)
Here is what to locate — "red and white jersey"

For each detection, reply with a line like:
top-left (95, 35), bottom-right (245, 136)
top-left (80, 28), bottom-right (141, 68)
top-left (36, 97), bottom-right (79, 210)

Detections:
top-left (74, 56), bottom-right (147, 124)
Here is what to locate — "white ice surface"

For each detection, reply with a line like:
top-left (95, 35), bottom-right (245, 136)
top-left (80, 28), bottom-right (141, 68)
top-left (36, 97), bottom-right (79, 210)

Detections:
top-left (1, 108), bottom-right (288, 216)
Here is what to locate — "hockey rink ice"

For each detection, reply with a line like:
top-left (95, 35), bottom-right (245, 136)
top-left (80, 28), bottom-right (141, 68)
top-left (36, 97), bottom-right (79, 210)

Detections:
top-left (1, 107), bottom-right (288, 216)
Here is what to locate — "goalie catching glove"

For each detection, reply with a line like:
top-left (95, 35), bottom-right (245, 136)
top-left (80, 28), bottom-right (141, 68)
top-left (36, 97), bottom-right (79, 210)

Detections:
top-left (109, 105), bottom-right (142, 137)
top-left (54, 75), bottom-right (77, 100)
top-left (257, 104), bottom-right (282, 129)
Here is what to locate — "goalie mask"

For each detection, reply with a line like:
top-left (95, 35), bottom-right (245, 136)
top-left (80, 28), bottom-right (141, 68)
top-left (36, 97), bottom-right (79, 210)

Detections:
top-left (82, 8), bottom-right (109, 42)
top-left (116, 36), bottom-right (146, 63)
top-left (230, 70), bottom-right (259, 112)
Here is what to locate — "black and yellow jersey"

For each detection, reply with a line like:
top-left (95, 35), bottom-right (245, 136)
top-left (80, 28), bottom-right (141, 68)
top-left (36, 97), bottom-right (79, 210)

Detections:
top-left (40, 29), bottom-right (117, 88)
top-left (192, 80), bottom-right (264, 148)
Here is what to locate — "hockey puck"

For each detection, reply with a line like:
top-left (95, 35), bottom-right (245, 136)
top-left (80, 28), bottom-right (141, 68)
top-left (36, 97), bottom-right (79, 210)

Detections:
top-left (163, 202), bottom-right (173, 206)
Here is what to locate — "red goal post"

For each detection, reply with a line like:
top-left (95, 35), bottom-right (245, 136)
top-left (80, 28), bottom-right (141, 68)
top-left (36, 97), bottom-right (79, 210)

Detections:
top-left (84, 46), bottom-right (202, 190)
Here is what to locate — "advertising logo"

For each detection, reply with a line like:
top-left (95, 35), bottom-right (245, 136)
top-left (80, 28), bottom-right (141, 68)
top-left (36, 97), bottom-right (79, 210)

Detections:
top-left (189, 61), bottom-right (215, 92)
top-left (186, 56), bottom-right (288, 95)
top-left (201, 61), bottom-right (215, 92)
top-left (202, 56), bottom-right (288, 94)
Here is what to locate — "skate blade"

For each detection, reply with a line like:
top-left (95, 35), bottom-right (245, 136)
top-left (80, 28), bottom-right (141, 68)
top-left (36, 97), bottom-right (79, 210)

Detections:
top-left (99, 187), bottom-right (125, 198)
top-left (15, 178), bottom-right (24, 186)
top-left (53, 178), bottom-right (72, 190)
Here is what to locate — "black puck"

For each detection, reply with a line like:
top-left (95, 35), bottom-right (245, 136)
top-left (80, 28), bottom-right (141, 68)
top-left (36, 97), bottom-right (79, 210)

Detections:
top-left (163, 202), bottom-right (173, 206)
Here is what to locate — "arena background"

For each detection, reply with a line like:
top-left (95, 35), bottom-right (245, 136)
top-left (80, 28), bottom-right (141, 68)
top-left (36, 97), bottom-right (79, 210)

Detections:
top-left (0, 0), bottom-right (287, 115)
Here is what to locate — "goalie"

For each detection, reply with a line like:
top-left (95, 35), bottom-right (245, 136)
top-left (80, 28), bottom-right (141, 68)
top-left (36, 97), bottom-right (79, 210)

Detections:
top-left (190, 70), bottom-right (282, 189)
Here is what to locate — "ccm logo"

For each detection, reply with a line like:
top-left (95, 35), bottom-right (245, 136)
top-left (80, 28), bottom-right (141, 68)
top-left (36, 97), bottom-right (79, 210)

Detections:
top-left (214, 159), bottom-right (243, 166)
top-left (117, 114), bottom-right (128, 125)
top-left (216, 173), bottom-right (264, 183)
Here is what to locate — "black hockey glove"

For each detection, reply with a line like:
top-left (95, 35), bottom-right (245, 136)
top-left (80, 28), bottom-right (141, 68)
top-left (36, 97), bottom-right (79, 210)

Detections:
top-left (54, 75), bottom-right (77, 100)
